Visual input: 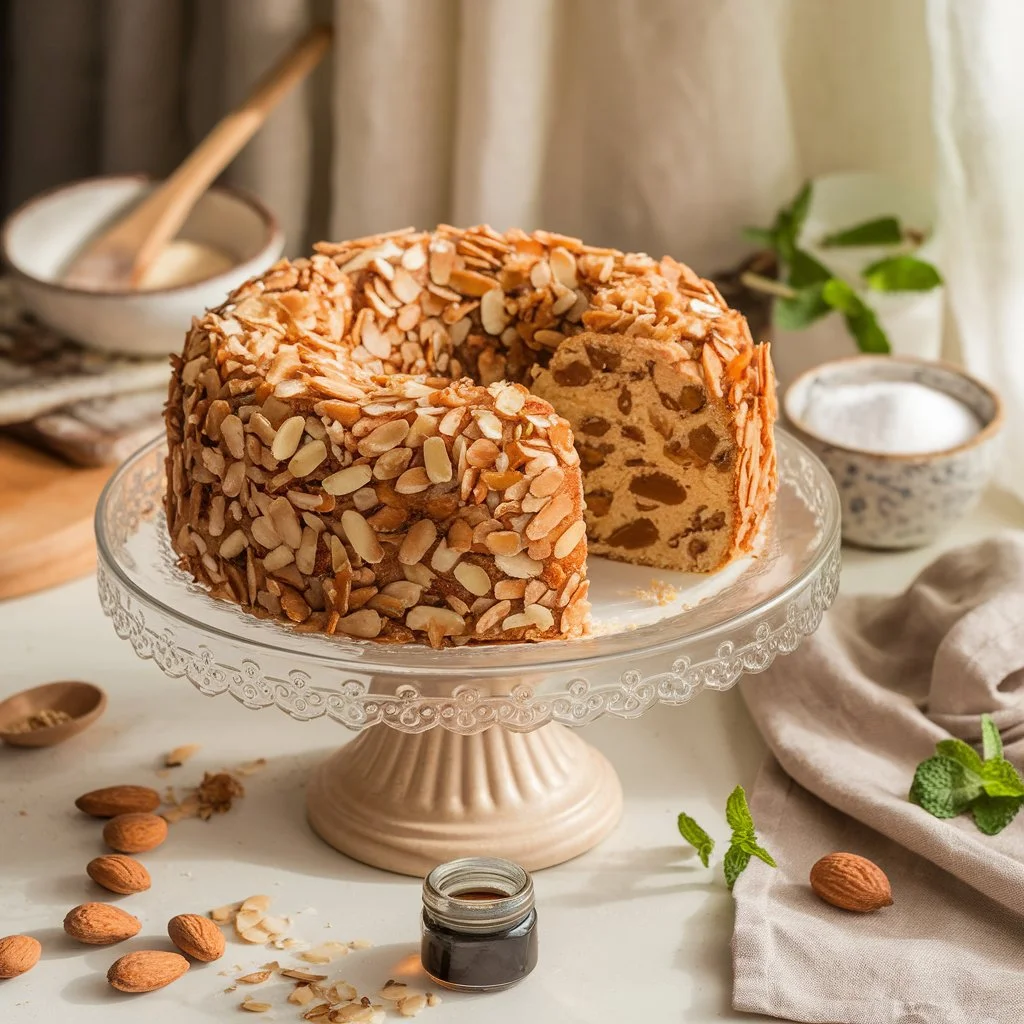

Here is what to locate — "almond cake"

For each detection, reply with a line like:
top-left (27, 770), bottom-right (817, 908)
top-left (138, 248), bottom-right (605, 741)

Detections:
top-left (165, 226), bottom-right (777, 648)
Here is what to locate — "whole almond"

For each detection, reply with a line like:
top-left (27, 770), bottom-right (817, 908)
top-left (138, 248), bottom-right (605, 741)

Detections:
top-left (75, 785), bottom-right (161, 818)
top-left (0, 935), bottom-right (42, 978)
top-left (810, 852), bottom-right (893, 912)
top-left (87, 854), bottom-right (152, 895)
top-left (63, 902), bottom-right (141, 945)
top-left (107, 950), bottom-right (189, 993)
top-left (103, 812), bottom-right (168, 854)
top-left (167, 913), bottom-right (225, 962)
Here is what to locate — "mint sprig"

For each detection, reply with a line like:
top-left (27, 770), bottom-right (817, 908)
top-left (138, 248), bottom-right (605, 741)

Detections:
top-left (742, 182), bottom-right (941, 353)
top-left (677, 813), bottom-right (714, 868)
top-left (909, 715), bottom-right (1023, 834)
top-left (677, 786), bottom-right (776, 890)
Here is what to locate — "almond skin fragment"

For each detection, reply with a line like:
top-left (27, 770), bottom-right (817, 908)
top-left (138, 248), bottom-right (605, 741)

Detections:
top-left (75, 785), bottom-right (161, 818)
top-left (102, 812), bottom-right (168, 854)
top-left (810, 852), bottom-right (893, 912)
top-left (86, 854), bottom-right (152, 895)
top-left (0, 935), bottom-right (41, 978)
top-left (168, 913), bottom-right (225, 962)
top-left (107, 950), bottom-right (190, 993)
top-left (64, 903), bottom-right (141, 945)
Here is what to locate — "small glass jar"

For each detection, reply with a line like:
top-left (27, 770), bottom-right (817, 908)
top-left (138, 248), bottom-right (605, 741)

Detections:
top-left (420, 856), bottom-right (538, 992)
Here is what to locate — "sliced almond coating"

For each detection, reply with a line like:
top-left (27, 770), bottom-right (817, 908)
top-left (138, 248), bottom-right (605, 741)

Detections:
top-left (240, 894), bottom-right (271, 913)
top-left (495, 552), bottom-right (543, 578)
top-left (272, 415), bottom-right (306, 461)
top-left (380, 983), bottom-right (409, 1001)
top-left (398, 519), bottom-right (436, 565)
top-left (298, 942), bottom-right (350, 964)
top-left (422, 436), bottom-right (452, 483)
top-left (341, 510), bottom-right (384, 564)
top-left (426, 993), bottom-right (441, 1007)
top-left (347, 939), bottom-right (373, 950)
top-left (454, 562), bottom-right (491, 597)
top-left (303, 1004), bottom-right (333, 1021)
top-left (289, 440), bottom-right (328, 478)
top-left (323, 464), bottom-right (372, 496)
top-left (554, 520), bottom-right (587, 559)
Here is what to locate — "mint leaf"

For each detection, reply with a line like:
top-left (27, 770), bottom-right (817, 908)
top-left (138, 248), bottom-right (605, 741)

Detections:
top-left (972, 794), bottom-right (1024, 836)
top-left (742, 841), bottom-right (778, 868)
top-left (788, 248), bottom-right (832, 287)
top-left (979, 759), bottom-right (1024, 798)
top-left (773, 182), bottom-right (813, 263)
top-left (725, 785), bottom-right (755, 836)
top-left (788, 183), bottom-right (813, 246)
top-left (982, 714), bottom-right (1003, 761)
top-left (909, 755), bottom-right (984, 818)
top-left (935, 738), bottom-right (985, 775)
top-left (723, 845), bottom-right (752, 890)
top-left (677, 813), bottom-right (715, 868)
top-left (822, 216), bottom-right (902, 247)
top-left (864, 255), bottom-right (942, 292)
top-left (821, 280), bottom-right (890, 353)
top-left (820, 277), bottom-right (859, 314)
top-left (773, 284), bottom-right (830, 330)
top-left (743, 227), bottom-right (776, 248)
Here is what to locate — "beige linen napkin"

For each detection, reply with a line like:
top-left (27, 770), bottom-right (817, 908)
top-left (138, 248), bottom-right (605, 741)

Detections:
top-left (733, 534), bottom-right (1024, 1024)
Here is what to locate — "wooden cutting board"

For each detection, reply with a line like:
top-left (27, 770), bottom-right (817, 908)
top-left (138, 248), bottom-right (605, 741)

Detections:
top-left (0, 435), bottom-right (114, 600)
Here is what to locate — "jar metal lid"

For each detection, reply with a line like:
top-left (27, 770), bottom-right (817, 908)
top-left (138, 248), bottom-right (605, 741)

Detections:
top-left (422, 857), bottom-right (535, 934)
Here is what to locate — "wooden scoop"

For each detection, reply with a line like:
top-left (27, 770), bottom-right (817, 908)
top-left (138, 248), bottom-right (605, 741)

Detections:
top-left (62, 24), bottom-right (332, 291)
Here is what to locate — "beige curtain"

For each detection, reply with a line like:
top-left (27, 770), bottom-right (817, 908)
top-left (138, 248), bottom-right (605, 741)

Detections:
top-left (4, 0), bottom-right (931, 270)
top-left (8, 0), bottom-right (1021, 500)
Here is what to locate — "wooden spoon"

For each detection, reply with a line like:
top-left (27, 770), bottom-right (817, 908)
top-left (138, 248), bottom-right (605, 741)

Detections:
top-left (62, 23), bottom-right (332, 292)
top-left (0, 680), bottom-right (107, 748)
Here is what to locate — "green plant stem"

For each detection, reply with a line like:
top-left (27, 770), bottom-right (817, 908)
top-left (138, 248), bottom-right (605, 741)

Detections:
top-left (739, 271), bottom-right (798, 301)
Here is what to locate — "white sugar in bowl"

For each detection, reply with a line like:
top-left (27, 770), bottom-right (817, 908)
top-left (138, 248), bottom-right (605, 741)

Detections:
top-left (784, 356), bottom-right (1004, 549)
top-left (1, 175), bottom-right (284, 357)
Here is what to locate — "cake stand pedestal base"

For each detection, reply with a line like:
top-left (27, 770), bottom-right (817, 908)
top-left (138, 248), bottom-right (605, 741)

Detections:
top-left (306, 722), bottom-right (622, 876)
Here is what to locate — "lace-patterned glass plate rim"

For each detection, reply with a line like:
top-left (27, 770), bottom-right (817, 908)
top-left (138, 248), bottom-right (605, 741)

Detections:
top-left (95, 429), bottom-right (841, 687)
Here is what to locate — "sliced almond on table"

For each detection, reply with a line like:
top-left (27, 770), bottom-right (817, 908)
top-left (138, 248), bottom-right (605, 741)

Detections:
top-left (164, 743), bottom-right (201, 767)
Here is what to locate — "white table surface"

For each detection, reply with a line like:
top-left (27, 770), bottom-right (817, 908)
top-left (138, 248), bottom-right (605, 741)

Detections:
top-left (2, 488), bottom-right (1021, 1023)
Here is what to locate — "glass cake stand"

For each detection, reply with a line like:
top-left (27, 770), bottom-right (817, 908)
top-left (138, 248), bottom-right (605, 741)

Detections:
top-left (95, 430), bottom-right (841, 876)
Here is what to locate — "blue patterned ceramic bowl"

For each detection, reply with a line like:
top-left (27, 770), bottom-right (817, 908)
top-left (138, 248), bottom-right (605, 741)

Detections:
top-left (783, 356), bottom-right (1003, 549)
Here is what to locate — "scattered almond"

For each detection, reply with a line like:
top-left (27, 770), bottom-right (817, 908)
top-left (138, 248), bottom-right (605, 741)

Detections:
top-left (281, 968), bottom-right (327, 982)
top-left (209, 901), bottom-right (240, 924)
top-left (168, 913), bottom-right (226, 962)
top-left (63, 902), bottom-right (141, 945)
top-left (75, 785), bottom-right (161, 818)
top-left (810, 852), bottom-right (893, 912)
top-left (237, 970), bottom-right (273, 984)
top-left (164, 743), bottom-right (201, 767)
top-left (103, 812), bottom-right (168, 853)
top-left (107, 950), bottom-right (189, 993)
top-left (289, 985), bottom-right (317, 1006)
top-left (86, 854), bottom-right (152, 895)
top-left (397, 994), bottom-right (428, 1018)
top-left (0, 934), bottom-right (41, 978)
top-left (241, 998), bottom-right (273, 1012)
top-left (298, 941), bottom-right (349, 964)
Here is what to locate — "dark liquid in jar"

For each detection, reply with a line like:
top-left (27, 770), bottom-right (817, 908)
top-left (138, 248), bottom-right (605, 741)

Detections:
top-left (421, 907), bottom-right (538, 992)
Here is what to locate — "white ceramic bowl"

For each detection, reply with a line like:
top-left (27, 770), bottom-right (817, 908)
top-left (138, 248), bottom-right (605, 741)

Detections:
top-left (1, 175), bottom-right (284, 357)
top-left (783, 356), bottom-right (1004, 549)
